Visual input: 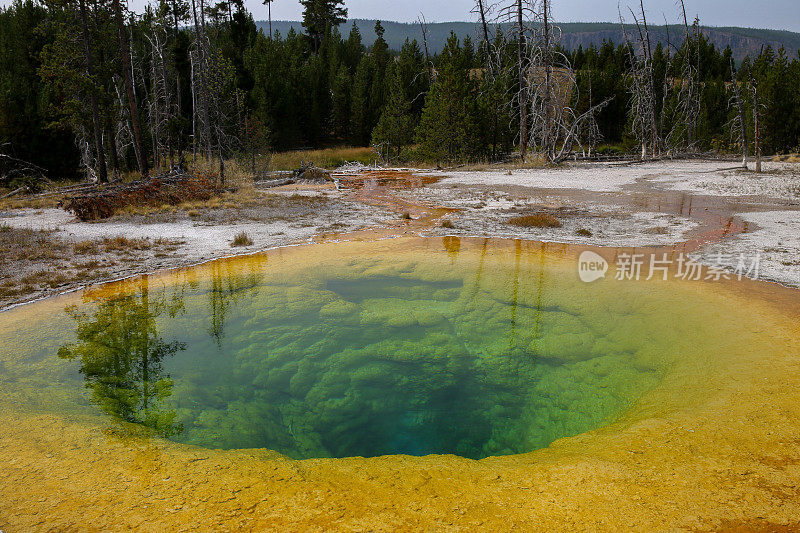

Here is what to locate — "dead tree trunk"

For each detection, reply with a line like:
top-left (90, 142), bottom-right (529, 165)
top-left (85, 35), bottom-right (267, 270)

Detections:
top-left (640, 0), bottom-right (658, 155)
top-left (190, 0), bottom-right (212, 162)
top-left (418, 15), bottom-right (432, 81)
top-left (621, 5), bottom-right (658, 159)
top-left (172, 9), bottom-right (184, 163)
top-left (517, 0), bottom-right (528, 160)
top-left (542, 0), bottom-right (552, 161)
top-left (729, 58), bottom-right (748, 169)
top-left (476, 0), bottom-right (491, 46)
top-left (78, 0), bottom-right (108, 183)
top-left (752, 82), bottom-right (762, 173)
top-left (105, 118), bottom-right (120, 175)
top-left (112, 0), bottom-right (148, 178)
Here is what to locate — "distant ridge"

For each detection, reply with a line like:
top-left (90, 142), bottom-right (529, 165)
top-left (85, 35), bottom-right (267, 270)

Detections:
top-left (256, 19), bottom-right (800, 61)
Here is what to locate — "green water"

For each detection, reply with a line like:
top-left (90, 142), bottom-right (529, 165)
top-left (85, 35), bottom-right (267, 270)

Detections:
top-left (0, 239), bottom-right (688, 460)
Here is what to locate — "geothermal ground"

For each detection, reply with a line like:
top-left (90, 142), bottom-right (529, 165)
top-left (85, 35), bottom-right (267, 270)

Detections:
top-left (2, 159), bottom-right (800, 531)
top-left (2, 159), bottom-right (799, 311)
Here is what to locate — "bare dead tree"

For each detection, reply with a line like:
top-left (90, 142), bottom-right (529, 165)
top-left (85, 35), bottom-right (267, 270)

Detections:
top-left (113, 78), bottom-right (137, 167)
top-left (472, 1), bottom-right (511, 161)
top-left (728, 57), bottom-right (749, 169)
top-left (516, 0), bottom-right (529, 159)
top-left (474, 0), bottom-right (492, 46)
top-left (751, 81), bottom-right (763, 173)
top-left (111, 0), bottom-right (148, 177)
top-left (620, 4), bottom-right (658, 158)
top-left (191, 43), bottom-right (239, 182)
top-left (190, 0), bottom-right (212, 160)
top-left (667, 4), bottom-right (701, 152)
top-left (417, 14), bottom-right (433, 81)
top-left (77, 0), bottom-right (108, 183)
top-left (494, 0), bottom-right (536, 160)
top-left (485, 0), bottom-right (609, 163)
top-left (584, 66), bottom-right (602, 156)
top-left (146, 24), bottom-right (178, 171)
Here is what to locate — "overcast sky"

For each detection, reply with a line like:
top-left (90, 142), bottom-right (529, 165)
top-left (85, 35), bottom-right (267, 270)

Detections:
top-left (4, 0), bottom-right (797, 32)
top-left (246, 0), bottom-right (799, 32)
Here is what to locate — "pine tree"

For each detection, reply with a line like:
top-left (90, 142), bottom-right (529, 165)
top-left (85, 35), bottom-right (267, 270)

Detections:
top-left (343, 22), bottom-right (363, 71)
top-left (300, 0), bottom-right (346, 52)
top-left (349, 55), bottom-right (374, 145)
top-left (396, 39), bottom-right (428, 119)
top-left (330, 63), bottom-right (351, 140)
top-left (372, 63), bottom-right (414, 160)
top-left (0, 0), bottom-right (79, 181)
top-left (416, 34), bottom-right (481, 162)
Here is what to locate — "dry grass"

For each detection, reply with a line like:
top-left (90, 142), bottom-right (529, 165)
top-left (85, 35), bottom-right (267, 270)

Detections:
top-left (455, 157), bottom-right (549, 171)
top-left (0, 226), bottom-right (185, 308)
top-left (773, 153), bottom-right (800, 163)
top-left (441, 219), bottom-right (455, 229)
top-left (0, 178), bottom-right (85, 210)
top-left (73, 240), bottom-right (99, 255)
top-left (188, 147), bottom-right (378, 186)
top-left (109, 188), bottom-right (332, 225)
top-left (508, 213), bottom-right (562, 228)
top-left (0, 225), bottom-right (69, 262)
top-left (576, 228), bottom-right (593, 237)
top-left (0, 195), bottom-right (63, 210)
top-left (644, 226), bottom-right (669, 235)
top-left (269, 147), bottom-right (378, 171)
top-left (230, 232), bottom-right (253, 247)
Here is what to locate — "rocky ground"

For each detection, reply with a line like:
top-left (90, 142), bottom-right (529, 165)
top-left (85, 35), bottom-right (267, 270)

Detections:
top-left (1, 159), bottom-right (799, 310)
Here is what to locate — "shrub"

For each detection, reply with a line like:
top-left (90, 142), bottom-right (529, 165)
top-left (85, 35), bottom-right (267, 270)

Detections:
top-left (231, 232), bottom-right (253, 247)
top-left (508, 213), bottom-right (562, 228)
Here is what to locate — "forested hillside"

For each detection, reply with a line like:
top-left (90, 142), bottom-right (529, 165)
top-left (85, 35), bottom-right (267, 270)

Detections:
top-left (1, 0), bottom-right (799, 184)
top-left (258, 20), bottom-right (800, 62)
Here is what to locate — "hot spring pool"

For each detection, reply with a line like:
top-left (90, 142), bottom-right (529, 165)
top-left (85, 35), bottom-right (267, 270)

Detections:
top-left (3, 236), bottom-right (791, 462)
top-left (3, 237), bottom-right (800, 529)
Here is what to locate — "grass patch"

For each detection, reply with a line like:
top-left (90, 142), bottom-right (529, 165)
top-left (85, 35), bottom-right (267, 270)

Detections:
top-left (644, 226), bottom-right (669, 235)
top-left (441, 219), bottom-right (455, 229)
top-left (0, 225), bottom-right (68, 262)
top-left (576, 228), bottom-right (593, 237)
top-left (508, 213), bottom-right (562, 228)
top-left (231, 232), bottom-right (253, 247)
top-left (73, 240), bottom-right (99, 255)
top-left (269, 147), bottom-right (377, 171)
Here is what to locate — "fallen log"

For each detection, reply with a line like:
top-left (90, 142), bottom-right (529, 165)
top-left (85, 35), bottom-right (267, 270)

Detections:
top-left (61, 171), bottom-right (218, 221)
top-left (0, 186), bottom-right (29, 200)
top-left (253, 178), bottom-right (296, 189)
top-left (295, 165), bottom-right (331, 183)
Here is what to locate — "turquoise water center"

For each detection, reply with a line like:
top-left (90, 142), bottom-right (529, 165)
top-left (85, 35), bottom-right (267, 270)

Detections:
top-left (0, 237), bottom-right (734, 460)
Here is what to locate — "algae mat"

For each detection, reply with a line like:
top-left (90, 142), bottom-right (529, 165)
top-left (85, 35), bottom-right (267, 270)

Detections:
top-left (1, 237), bottom-right (800, 531)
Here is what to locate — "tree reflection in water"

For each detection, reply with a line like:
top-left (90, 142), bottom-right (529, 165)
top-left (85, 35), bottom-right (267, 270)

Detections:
top-left (58, 276), bottom-right (186, 438)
